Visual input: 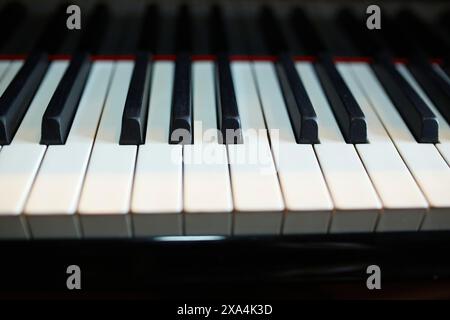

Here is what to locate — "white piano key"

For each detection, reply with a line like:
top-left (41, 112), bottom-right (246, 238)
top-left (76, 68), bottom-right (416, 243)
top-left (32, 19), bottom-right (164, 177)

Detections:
top-left (296, 62), bottom-right (381, 233)
top-left (132, 62), bottom-right (183, 236)
top-left (0, 61), bottom-right (11, 84)
top-left (253, 62), bottom-right (332, 234)
top-left (78, 62), bottom-right (136, 238)
top-left (192, 62), bottom-right (220, 145)
top-left (338, 63), bottom-right (428, 232)
top-left (0, 61), bottom-right (22, 96)
top-left (397, 63), bottom-right (450, 166)
top-left (351, 63), bottom-right (450, 230)
top-left (229, 62), bottom-right (284, 235)
top-left (183, 62), bottom-right (233, 235)
top-left (0, 62), bottom-right (67, 239)
top-left (24, 62), bottom-right (114, 238)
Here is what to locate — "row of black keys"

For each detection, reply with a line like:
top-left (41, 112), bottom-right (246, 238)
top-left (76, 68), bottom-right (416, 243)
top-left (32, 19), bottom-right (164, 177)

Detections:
top-left (0, 2), bottom-right (449, 145)
top-left (0, 50), bottom-right (449, 146)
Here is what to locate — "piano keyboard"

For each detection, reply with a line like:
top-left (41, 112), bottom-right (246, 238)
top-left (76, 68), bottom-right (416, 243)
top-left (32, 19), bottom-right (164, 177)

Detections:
top-left (0, 2), bottom-right (450, 239)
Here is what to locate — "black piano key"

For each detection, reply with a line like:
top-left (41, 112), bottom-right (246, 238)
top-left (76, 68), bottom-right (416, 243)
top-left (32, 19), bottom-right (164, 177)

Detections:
top-left (169, 53), bottom-right (192, 144)
top-left (209, 7), bottom-right (242, 144)
top-left (0, 52), bottom-right (49, 145)
top-left (314, 54), bottom-right (367, 143)
top-left (372, 54), bottom-right (438, 143)
top-left (215, 54), bottom-right (242, 144)
top-left (40, 52), bottom-right (91, 145)
top-left (407, 58), bottom-right (450, 125)
top-left (257, 7), bottom-right (318, 143)
top-left (119, 53), bottom-right (151, 145)
top-left (277, 53), bottom-right (319, 143)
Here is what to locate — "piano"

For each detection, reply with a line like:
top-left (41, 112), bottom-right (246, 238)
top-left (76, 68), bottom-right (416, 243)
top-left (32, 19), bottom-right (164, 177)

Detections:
top-left (1, 0), bottom-right (450, 298)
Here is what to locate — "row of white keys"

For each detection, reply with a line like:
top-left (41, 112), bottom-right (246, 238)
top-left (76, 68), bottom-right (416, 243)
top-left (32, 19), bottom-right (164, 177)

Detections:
top-left (338, 63), bottom-right (428, 231)
top-left (0, 61), bottom-right (68, 238)
top-left (229, 62), bottom-right (284, 235)
top-left (183, 62), bottom-right (233, 235)
top-left (77, 62), bottom-right (136, 238)
top-left (253, 62), bottom-right (333, 234)
top-left (351, 63), bottom-right (450, 230)
top-left (397, 64), bottom-right (450, 166)
top-left (24, 62), bottom-right (115, 238)
top-left (0, 60), bottom-right (12, 86)
top-left (296, 62), bottom-right (382, 233)
top-left (131, 61), bottom-right (183, 236)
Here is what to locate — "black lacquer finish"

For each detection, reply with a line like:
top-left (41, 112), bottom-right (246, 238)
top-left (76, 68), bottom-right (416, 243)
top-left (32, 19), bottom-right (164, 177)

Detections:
top-left (277, 53), bottom-right (319, 144)
top-left (1, 232), bottom-right (450, 292)
top-left (119, 53), bottom-right (152, 145)
top-left (215, 54), bottom-right (242, 144)
top-left (372, 54), bottom-right (439, 143)
top-left (315, 54), bottom-right (367, 143)
top-left (210, 6), bottom-right (242, 145)
top-left (169, 53), bottom-right (192, 144)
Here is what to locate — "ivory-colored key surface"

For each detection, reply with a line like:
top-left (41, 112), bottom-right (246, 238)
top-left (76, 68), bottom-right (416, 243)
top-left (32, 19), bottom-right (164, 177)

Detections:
top-left (132, 62), bottom-right (183, 236)
top-left (352, 63), bottom-right (450, 230)
top-left (0, 62), bottom-right (67, 238)
top-left (253, 62), bottom-right (332, 234)
top-left (297, 62), bottom-right (381, 233)
top-left (183, 62), bottom-right (233, 235)
top-left (25, 62), bottom-right (114, 238)
top-left (229, 62), bottom-right (284, 235)
top-left (78, 62), bottom-right (136, 238)
top-left (339, 63), bottom-right (428, 231)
